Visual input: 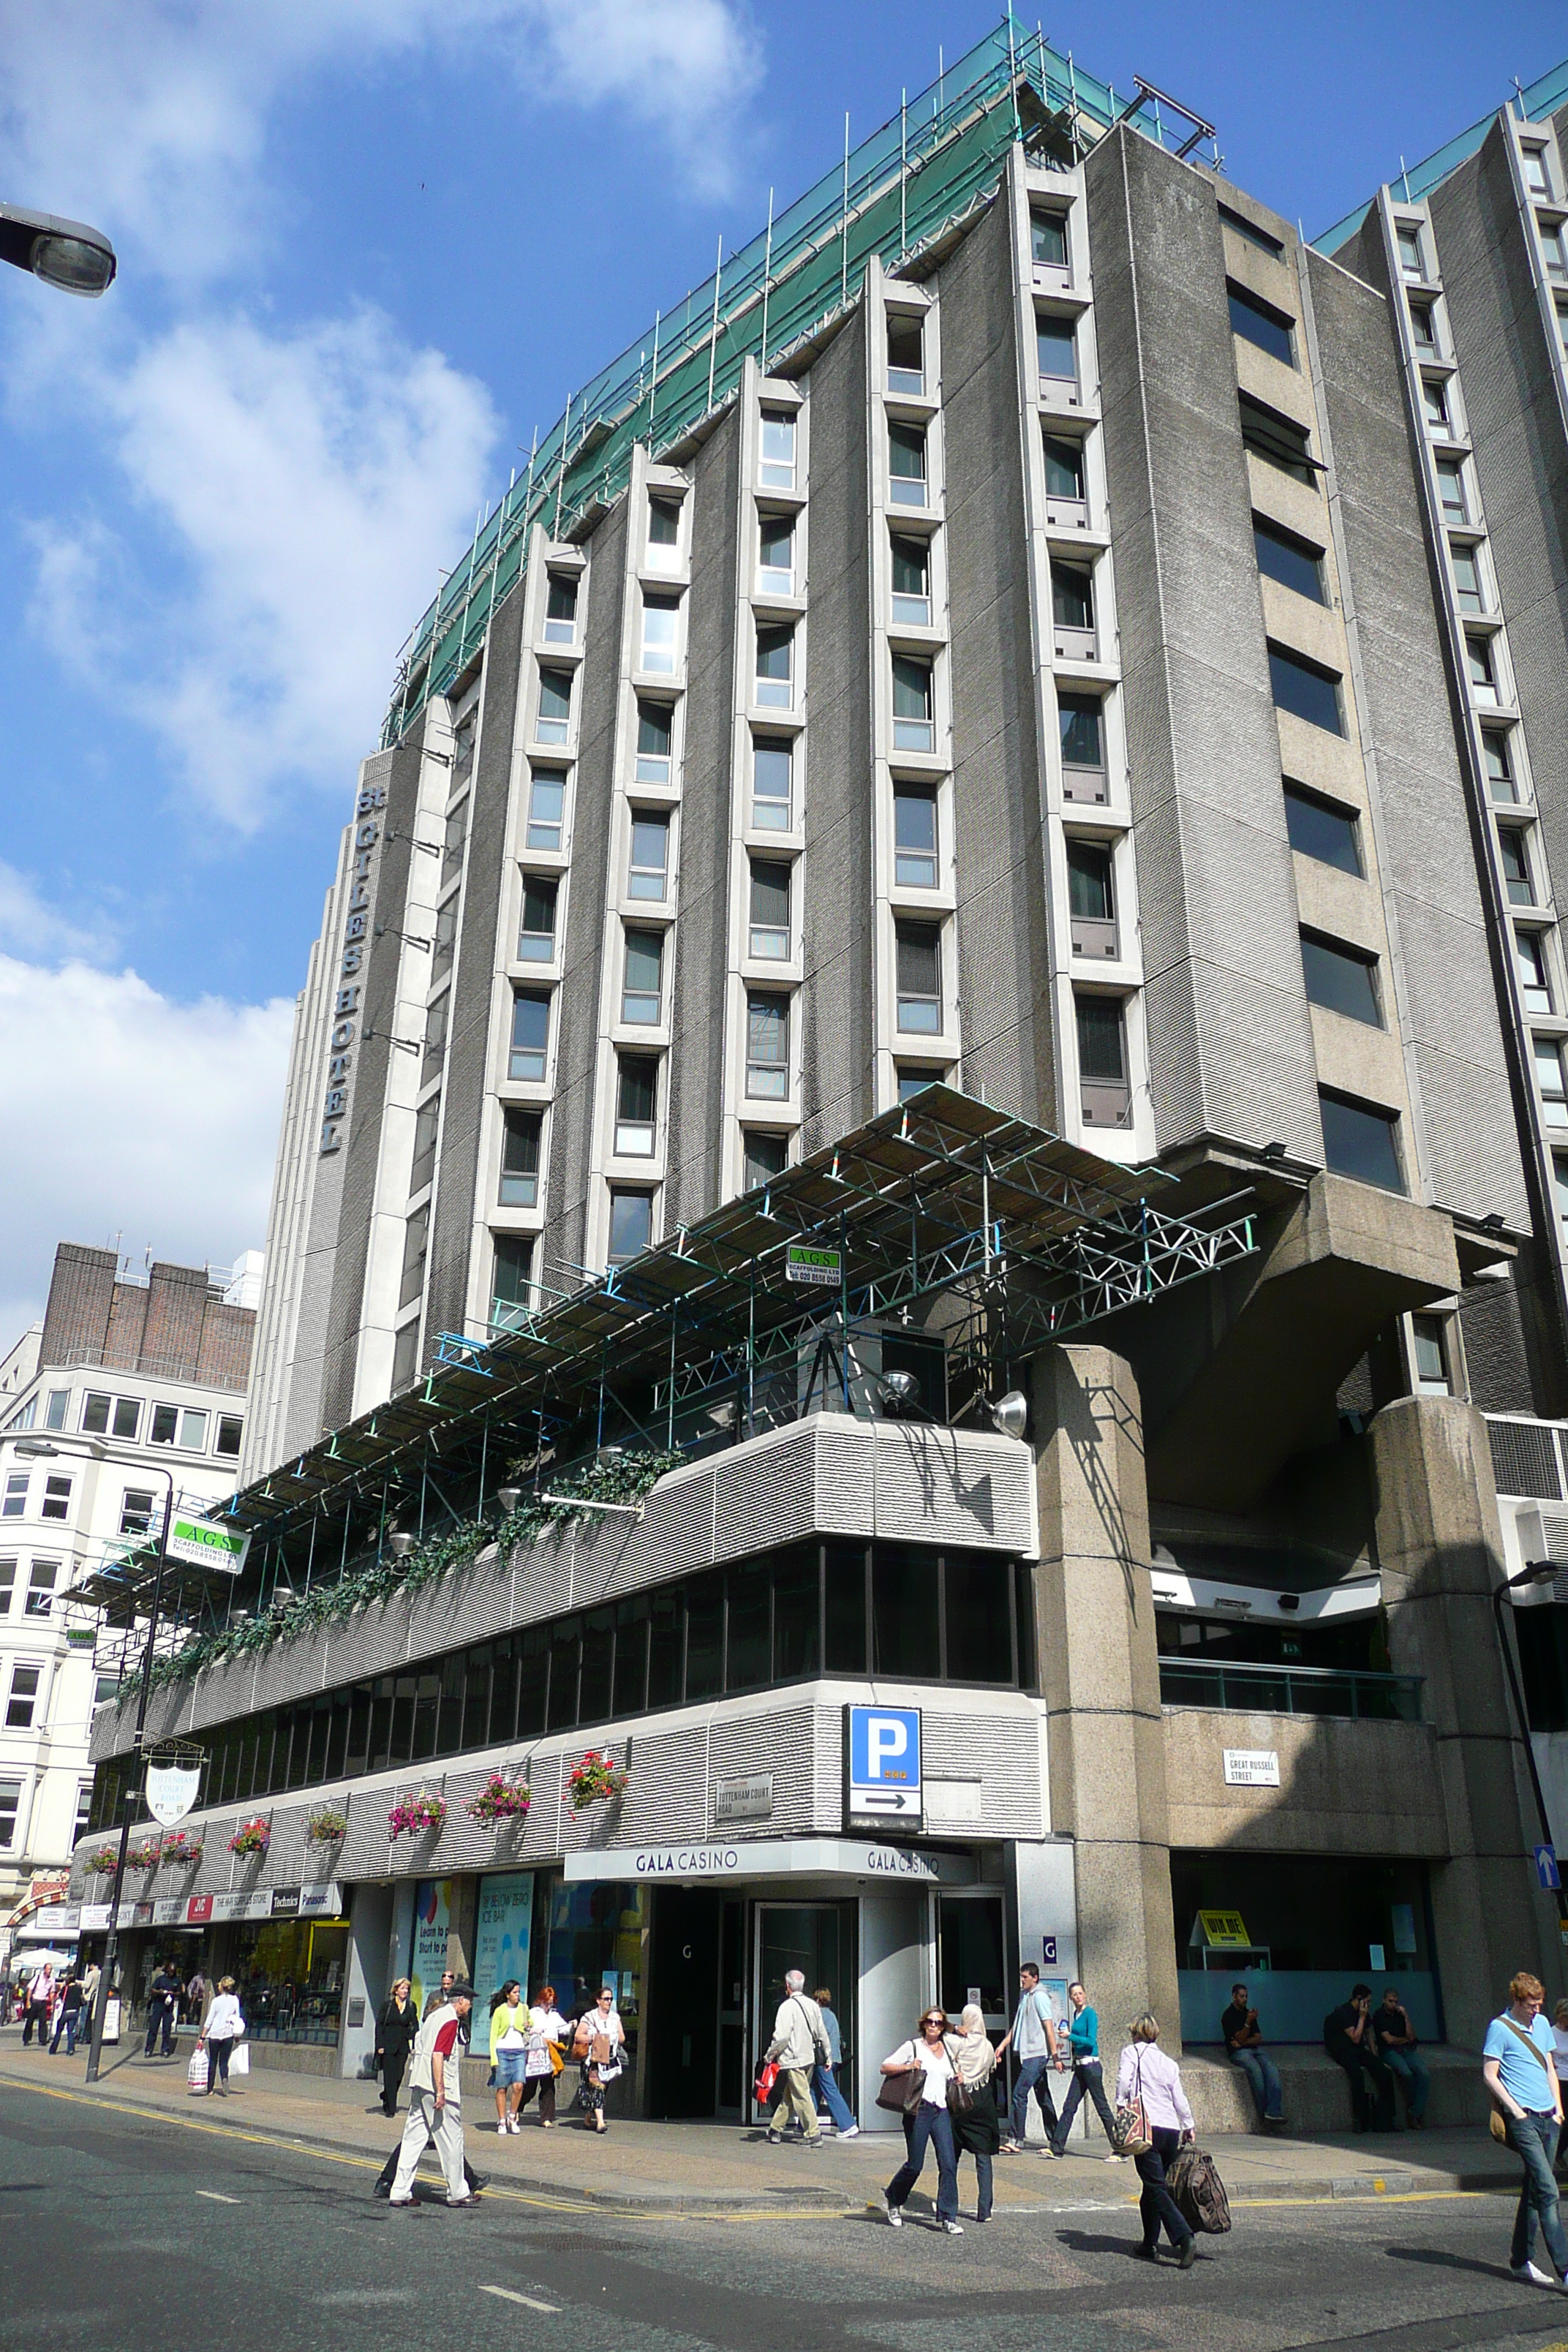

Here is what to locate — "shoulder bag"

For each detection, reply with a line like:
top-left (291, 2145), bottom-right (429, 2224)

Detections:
top-left (875, 2046), bottom-right (927, 2117)
top-left (1112, 2051), bottom-right (1153, 2157)
top-left (1489, 2014), bottom-right (1556, 2144)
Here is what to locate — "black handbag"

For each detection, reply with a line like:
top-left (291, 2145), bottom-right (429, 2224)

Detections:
top-left (946, 2075), bottom-right (981, 2117)
top-left (875, 2066), bottom-right (925, 2116)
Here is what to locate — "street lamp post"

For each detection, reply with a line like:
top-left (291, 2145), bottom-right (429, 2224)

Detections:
top-left (1493, 1558), bottom-right (1568, 1940)
top-left (15, 1438), bottom-right (175, 2081)
top-left (0, 203), bottom-right (116, 296)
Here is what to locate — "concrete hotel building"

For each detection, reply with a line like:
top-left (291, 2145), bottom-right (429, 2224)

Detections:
top-left (71, 29), bottom-right (1568, 2123)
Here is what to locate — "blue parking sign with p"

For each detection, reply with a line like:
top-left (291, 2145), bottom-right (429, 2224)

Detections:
top-left (847, 1705), bottom-right (922, 1824)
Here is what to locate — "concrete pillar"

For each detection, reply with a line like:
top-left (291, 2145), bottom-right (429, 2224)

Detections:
top-left (1030, 1345), bottom-right (1180, 2048)
top-left (1370, 1394), bottom-right (1564, 2043)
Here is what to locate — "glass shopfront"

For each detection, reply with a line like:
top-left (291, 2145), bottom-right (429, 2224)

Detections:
top-left (231, 1915), bottom-right (350, 2044)
top-left (541, 1879), bottom-right (643, 2068)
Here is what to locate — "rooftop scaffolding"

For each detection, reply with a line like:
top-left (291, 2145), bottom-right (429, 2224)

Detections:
top-left (379, 13), bottom-right (1220, 749)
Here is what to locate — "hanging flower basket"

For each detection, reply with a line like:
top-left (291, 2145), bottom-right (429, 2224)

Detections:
top-left (85, 1846), bottom-right (121, 1877)
top-left (388, 1789), bottom-right (446, 1842)
top-left (565, 1749), bottom-right (629, 1816)
top-left (465, 1774), bottom-right (531, 1826)
top-left (162, 1831), bottom-right (203, 1868)
top-left (304, 1805), bottom-right (348, 1845)
top-left (228, 1815), bottom-right (271, 1858)
top-left (127, 1839), bottom-right (162, 1872)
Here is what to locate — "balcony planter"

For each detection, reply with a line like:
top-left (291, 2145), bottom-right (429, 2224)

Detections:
top-left (126, 1840), bottom-right (163, 1872)
top-left (565, 1749), bottom-right (629, 1819)
top-left (84, 1847), bottom-right (121, 1877)
top-left (465, 1774), bottom-right (531, 1828)
top-left (388, 1789), bottom-right (446, 1843)
top-left (161, 1831), bottom-right (203, 1869)
top-left (304, 1805), bottom-right (348, 1846)
top-left (228, 1815), bottom-right (272, 1858)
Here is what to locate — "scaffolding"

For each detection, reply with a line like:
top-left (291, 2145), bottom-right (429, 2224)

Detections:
top-left (378, 13), bottom-right (1221, 749)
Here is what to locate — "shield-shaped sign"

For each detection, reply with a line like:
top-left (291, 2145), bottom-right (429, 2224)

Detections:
top-left (145, 1762), bottom-right (202, 1826)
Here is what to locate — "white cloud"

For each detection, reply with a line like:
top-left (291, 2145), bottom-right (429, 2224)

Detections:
top-left (0, 861), bottom-right (112, 962)
top-left (0, 954), bottom-right (295, 1346)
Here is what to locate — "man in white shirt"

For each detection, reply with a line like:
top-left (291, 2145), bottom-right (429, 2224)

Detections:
top-left (391, 1980), bottom-right (476, 2208)
top-left (763, 1970), bottom-right (829, 2147)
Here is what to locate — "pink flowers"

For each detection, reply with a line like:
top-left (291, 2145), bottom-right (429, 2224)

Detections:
top-left (85, 1846), bottom-right (121, 1877)
top-left (388, 1789), bottom-right (446, 1842)
top-left (228, 1815), bottom-right (271, 1857)
top-left (465, 1774), bottom-right (531, 1825)
top-left (565, 1749), bottom-right (629, 1816)
top-left (162, 1831), bottom-right (203, 1867)
top-left (127, 1839), bottom-right (162, 1872)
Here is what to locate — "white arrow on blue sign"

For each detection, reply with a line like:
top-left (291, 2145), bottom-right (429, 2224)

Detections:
top-left (1537, 1844), bottom-right (1561, 1891)
top-left (846, 1705), bottom-right (923, 1825)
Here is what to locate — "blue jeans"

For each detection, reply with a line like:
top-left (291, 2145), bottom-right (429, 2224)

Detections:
top-left (1230, 2045), bottom-right (1283, 2121)
top-left (50, 2010), bottom-right (79, 2055)
top-left (1509, 2111), bottom-right (1568, 2275)
top-left (1009, 2054), bottom-right (1058, 2145)
top-left (886, 2103), bottom-right (959, 2223)
top-left (1382, 2048), bottom-right (1428, 2122)
top-left (813, 2062), bottom-right (855, 2130)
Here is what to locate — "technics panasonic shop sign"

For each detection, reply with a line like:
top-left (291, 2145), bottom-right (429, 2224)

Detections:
top-left (319, 780), bottom-right (388, 1156)
top-left (845, 1704), bottom-right (922, 1828)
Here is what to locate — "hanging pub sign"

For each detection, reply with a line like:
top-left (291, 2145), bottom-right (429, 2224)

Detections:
top-left (145, 1760), bottom-right (203, 1827)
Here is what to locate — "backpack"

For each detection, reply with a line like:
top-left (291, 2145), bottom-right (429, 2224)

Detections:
top-left (1166, 2146), bottom-right (1232, 2235)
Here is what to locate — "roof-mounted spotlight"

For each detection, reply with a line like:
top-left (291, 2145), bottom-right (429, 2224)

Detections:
top-left (496, 1487), bottom-right (521, 1513)
top-left (387, 1531), bottom-right (415, 1559)
top-left (989, 1390), bottom-right (1029, 1442)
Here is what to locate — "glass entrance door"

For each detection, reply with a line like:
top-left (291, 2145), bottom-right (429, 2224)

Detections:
top-left (751, 1901), bottom-right (856, 2121)
top-left (937, 1892), bottom-right (1007, 2034)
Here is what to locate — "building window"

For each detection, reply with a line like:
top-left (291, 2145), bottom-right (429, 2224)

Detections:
top-left (1450, 545), bottom-right (1485, 613)
top-left (1537, 1038), bottom-right (1568, 1129)
top-left (640, 593), bottom-right (680, 675)
top-left (1051, 559), bottom-right (1095, 654)
top-left (543, 573), bottom-right (577, 643)
top-left (0, 1777), bottom-right (20, 1844)
top-left (1556, 1156), bottom-right (1568, 1240)
top-left (743, 1130), bottom-right (788, 1190)
top-left (391, 1319), bottom-right (420, 1390)
top-left (44, 1392), bottom-right (68, 1431)
top-left (74, 1781), bottom-right (93, 1841)
top-left (526, 769), bottom-right (566, 852)
top-left (892, 656), bottom-right (935, 752)
top-left (1218, 203), bottom-right (1283, 257)
top-left (895, 921), bottom-right (942, 1033)
top-left (452, 708), bottom-right (477, 786)
top-left (755, 625), bottom-right (794, 709)
top-left (752, 739), bottom-right (792, 832)
top-left (1421, 376), bottom-right (1450, 430)
top-left (748, 860), bottom-right (791, 960)
top-left (897, 1067), bottom-right (943, 1104)
top-left (1076, 993), bottom-right (1130, 1126)
top-left (149, 1403), bottom-right (179, 1445)
top-left (119, 1490), bottom-right (156, 1539)
top-left (620, 930), bottom-right (664, 1025)
top-left (889, 532), bottom-right (930, 625)
top-left (1556, 301), bottom-right (1568, 363)
top-left (25, 1561), bottom-right (57, 1616)
top-left (1499, 826), bottom-right (1536, 906)
top-left (40, 1477), bottom-right (70, 1521)
top-left (7, 1663), bottom-right (40, 1727)
top-left (888, 420), bottom-right (928, 505)
top-left (1270, 645), bottom-right (1345, 735)
top-left (1467, 633), bottom-right (1499, 700)
top-left (216, 1414), bottom-right (243, 1458)
top-left (1409, 298), bottom-right (1439, 355)
top-left (1066, 837), bottom-right (1116, 957)
top-left (1485, 731), bottom-right (1518, 804)
top-left (608, 1191), bottom-right (652, 1266)
top-left (1239, 392), bottom-right (1316, 487)
top-left (1228, 283), bottom-right (1295, 366)
top-left (1031, 210), bottom-right (1068, 268)
top-left (440, 797), bottom-right (469, 894)
top-left (1319, 1089), bottom-right (1405, 1193)
top-left (1523, 145), bottom-right (1553, 199)
top-left (1410, 1314), bottom-right (1450, 1394)
top-left (635, 699), bottom-right (674, 785)
top-left (1254, 518), bottom-right (1326, 604)
top-left (1300, 930), bottom-right (1382, 1026)
top-left (627, 813), bottom-right (670, 901)
top-left (1058, 693), bottom-right (1107, 800)
top-left (83, 1393), bottom-right (140, 1441)
top-left (1395, 222), bottom-right (1425, 279)
top-left (508, 991), bottom-right (551, 1083)
top-left (93, 1673), bottom-right (119, 1708)
top-left (535, 668), bottom-right (573, 744)
top-left (1284, 783), bottom-right (1362, 874)
top-left (430, 898), bottom-right (458, 986)
top-left (614, 1055), bottom-right (658, 1156)
top-left (517, 874), bottom-right (559, 960)
top-left (0, 1559), bottom-right (12, 1613)
top-left (1, 1474), bottom-right (26, 1519)
top-left (1519, 930), bottom-right (1554, 1014)
top-left (1042, 431), bottom-right (1085, 505)
top-left (491, 1236), bottom-right (534, 1333)
top-left (1036, 314), bottom-right (1077, 388)
top-left (647, 494), bottom-right (682, 569)
top-left (759, 410), bottom-right (796, 490)
top-left (746, 993), bottom-right (789, 1097)
top-left (410, 1094), bottom-right (440, 1196)
top-left (499, 1109), bottom-right (543, 1208)
top-left (894, 785), bottom-right (938, 889)
top-left (886, 312), bottom-right (924, 393)
top-left (1545, 225), bottom-right (1568, 283)
top-left (399, 1207), bottom-right (429, 1312)
top-left (1434, 458), bottom-right (1467, 523)
top-left (758, 515), bottom-right (794, 595)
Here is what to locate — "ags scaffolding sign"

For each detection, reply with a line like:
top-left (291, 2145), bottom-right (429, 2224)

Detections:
top-left (320, 779), bottom-right (388, 1155)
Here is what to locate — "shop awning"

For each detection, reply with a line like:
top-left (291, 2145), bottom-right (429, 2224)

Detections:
top-left (563, 1837), bottom-right (977, 1886)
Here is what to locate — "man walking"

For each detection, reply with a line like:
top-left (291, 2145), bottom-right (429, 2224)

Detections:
top-left (997, 1961), bottom-right (1059, 2152)
top-left (21, 1964), bottom-right (53, 2048)
top-left (390, 1979), bottom-right (475, 2208)
top-left (143, 1959), bottom-right (183, 2058)
top-left (762, 1970), bottom-right (829, 2148)
top-left (1221, 1983), bottom-right (1284, 2127)
top-left (1483, 1970), bottom-right (1568, 2288)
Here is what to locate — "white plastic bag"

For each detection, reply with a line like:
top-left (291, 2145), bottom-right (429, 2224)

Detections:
top-left (228, 2042), bottom-right (249, 2076)
top-left (187, 2045), bottom-right (209, 2095)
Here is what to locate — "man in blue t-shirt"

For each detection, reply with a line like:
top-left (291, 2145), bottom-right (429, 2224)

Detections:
top-left (1483, 1968), bottom-right (1567, 2288)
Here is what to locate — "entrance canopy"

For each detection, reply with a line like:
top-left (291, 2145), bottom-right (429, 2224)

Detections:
top-left (563, 1837), bottom-right (977, 1886)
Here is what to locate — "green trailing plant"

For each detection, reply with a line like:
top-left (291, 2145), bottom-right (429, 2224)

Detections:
top-left (85, 1845), bottom-right (121, 1876)
top-left (135, 1452), bottom-right (677, 1698)
top-left (304, 1805), bottom-right (348, 1844)
top-left (127, 1839), bottom-right (162, 1871)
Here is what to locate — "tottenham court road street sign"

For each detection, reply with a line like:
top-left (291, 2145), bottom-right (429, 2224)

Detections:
top-left (846, 1704), bottom-right (922, 1828)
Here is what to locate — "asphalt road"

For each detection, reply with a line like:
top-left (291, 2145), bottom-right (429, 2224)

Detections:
top-left (7, 2078), bottom-right (1568, 2352)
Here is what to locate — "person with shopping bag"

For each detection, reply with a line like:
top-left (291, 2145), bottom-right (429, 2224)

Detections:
top-left (945, 2005), bottom-right (1002, 2223)
top-left (516, 1983), bottom-right (570, 2127)
top-left (761, 1970), bottom-right (830, 2146)
top-left (199, 1977), bottom-right (246, 2095)
top-left (1116, 2013), bottom-right (1197, 2269)
top-left (572, 1986), bottom-right (625, 2134)
top-left (880, 2005), bottom-right (964, 2233)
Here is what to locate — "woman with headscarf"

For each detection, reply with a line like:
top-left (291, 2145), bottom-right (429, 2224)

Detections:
top-left (945, 2004), bottom-right (1002, 2223)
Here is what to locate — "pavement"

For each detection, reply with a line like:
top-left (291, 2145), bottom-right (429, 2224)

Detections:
top-left (0, 2028), bottom-right (1525, 2215)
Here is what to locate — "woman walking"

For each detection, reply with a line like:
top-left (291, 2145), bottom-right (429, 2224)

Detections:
top-left (1116, 2013), bottom-right (1196, 2269)
top-left (200, 1977), bottom-right (245, 2097)
top-left (516, 1984), bottom-right (570, 2127)
top-left (490, 1980), bottom-right (527, 2133)
top-left (1049, 1981), bottom-right (1126, 2160)
top-left (946, 2005), bottom-right (1001, 2223)
top-left (572, 1986), bottom-right (625, 2133)
top-left (881, 2006), bottom-right (964, 2234)
top-left (375, 1978), bottom-right (416, 2117)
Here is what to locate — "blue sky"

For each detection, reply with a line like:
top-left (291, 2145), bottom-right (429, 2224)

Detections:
top-left (0, 0), bottom-right (1562, 1338)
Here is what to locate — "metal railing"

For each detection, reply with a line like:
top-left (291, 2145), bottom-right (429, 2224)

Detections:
top-left (1158, 1655), bottom-right (1425, 1723)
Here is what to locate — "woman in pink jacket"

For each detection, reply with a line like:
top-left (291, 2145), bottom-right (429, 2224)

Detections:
top-left (1116, 2013), bottom-right (1196, 2269)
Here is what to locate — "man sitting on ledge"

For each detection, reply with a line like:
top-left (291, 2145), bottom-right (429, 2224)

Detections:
top-left (1221, 1983), bottom-right (1284, 2128)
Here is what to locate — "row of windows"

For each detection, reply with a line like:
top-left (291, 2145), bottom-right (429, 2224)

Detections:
top-left (5, 1389), bottom-right (243, 1456)
top-left (0, 1556), bottom-right (59, 1617)
top-left (88, 1542), bottom-right (1037, 1831)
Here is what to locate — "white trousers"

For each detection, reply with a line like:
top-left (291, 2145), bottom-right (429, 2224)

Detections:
top-left (391, 2088), bottom-right (467, 2201)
